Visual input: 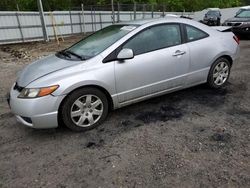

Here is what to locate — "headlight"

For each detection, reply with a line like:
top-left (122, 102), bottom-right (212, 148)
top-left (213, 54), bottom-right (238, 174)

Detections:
top-left (242, 22), bottom-right (250, 25)
top-left (18, 85), bottom-right (59, 98)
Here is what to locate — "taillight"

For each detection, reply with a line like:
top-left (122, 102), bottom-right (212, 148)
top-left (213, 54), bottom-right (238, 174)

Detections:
top-left (233, 35), bottom-right (240, 45)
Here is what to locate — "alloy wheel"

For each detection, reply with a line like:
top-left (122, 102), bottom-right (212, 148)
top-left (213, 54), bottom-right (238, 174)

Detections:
top-left (213, 61), bottom-right (229, 86)
top-left (70, 94), bottom-right (103, 127)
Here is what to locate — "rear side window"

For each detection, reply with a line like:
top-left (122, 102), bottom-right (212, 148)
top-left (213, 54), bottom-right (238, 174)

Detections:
top-left (123, 24), bottom-right (182, 56)
top-left (185, 25), bottom-right (208, 42)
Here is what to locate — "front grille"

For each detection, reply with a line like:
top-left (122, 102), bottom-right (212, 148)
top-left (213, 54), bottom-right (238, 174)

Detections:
top-left (234, 23), bottom-right (242, 26)
top-left (13, 83), bottom-right (24, 92)
top-left (227, 22), bottom-right (242, 27)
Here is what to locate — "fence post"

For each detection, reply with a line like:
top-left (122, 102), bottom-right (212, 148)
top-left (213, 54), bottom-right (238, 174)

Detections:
top-left (69, 10), bottom-right (73, 34)
top-left (81, 4), bottom-right (86, 34)
top-left (37, 0), bottom-right (49, 41)
top-left (15, 12), bottom-right (24, 42)
top-left (143, 4), bottom-right (145, 19)
top-left (93, 8), bottom-right (97, 31)
top-left (99, 13), bottom-right (102, 29)
top-left (163, 4), bottom-right (166, 17)
top-left (133, 2), bottom-right (136, 20)
top-left (117, 2), bottom-right (120, 22)
top-left (78, 12), bottom-right (82, 33)
top-left (91, 6), bottom-right (94, 32)
top-left (111, 0), bottom-right (115, 24)
top-left (151, 4), bottom-right (154, 18)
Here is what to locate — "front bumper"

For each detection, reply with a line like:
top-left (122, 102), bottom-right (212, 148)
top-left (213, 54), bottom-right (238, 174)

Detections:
top-left (232, 27), bottom-right (250, 35)
top-left (8, 84), bottom-right (65, 129)
top-left (203, 19), bottom-right (219, 26)
top-left (223, 23), bottom-right (250, 35)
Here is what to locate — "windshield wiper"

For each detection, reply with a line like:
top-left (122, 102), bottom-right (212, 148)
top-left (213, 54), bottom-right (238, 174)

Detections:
top-left (65, 50), bottom-right (86, 60)
top-left (57, 50), bottom-right (71, 58)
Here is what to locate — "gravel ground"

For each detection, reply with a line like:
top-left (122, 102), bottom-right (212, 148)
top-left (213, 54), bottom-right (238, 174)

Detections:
top-left (0, 36), bottom-right (250, 188)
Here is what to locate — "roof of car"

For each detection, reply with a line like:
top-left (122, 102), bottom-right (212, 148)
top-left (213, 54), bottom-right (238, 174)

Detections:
top-left (117, 18), bottom-right (162, 25)
top-left (117, 17), bottom-right (193, 26)
top-left (207, 8), bottom-right (220, 11)
top-left (240, 5), bottom-right (250, 9)
top-left (116, 17), bottom-right (218, 36)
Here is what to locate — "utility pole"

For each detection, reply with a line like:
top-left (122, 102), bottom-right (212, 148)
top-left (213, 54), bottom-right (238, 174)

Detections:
top-left (111, 0), bottom-right (115, 23)
top-left (37, 0), bottom-right (49, 41)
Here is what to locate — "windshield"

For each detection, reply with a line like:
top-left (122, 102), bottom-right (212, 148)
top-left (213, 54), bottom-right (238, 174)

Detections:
top-left (236, 10), bottom-right (250, 18)
top-left (66, 24), bottom-right (138, 60)
top-left (207, 11), bottom-right (220, 16)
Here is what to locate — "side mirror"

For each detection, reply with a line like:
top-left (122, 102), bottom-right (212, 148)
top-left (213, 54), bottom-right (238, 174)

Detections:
top-left (117, 48), bottom-right (134, 60)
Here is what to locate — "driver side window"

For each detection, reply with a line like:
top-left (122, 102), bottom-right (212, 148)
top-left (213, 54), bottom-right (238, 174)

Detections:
top-left (123, 24), bottom-right (182, 56)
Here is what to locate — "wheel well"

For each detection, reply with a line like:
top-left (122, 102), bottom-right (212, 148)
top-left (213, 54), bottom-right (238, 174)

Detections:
top-left (57, 85), bottom-right (114, 127)
top-left (219, 55), bottom-right (233, 67)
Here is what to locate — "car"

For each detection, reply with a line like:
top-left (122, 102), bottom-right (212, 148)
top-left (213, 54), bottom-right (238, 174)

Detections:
top-left (8, 18), bottom-right (240, 132)
top-left (164, 14), bottom-right (193, 20)
top-left (165, 14), bottom-right (179, 17)
top-left (235, 6), bottom-right (250, 16)
top-left (223, 8), bottom-right (250, 37)
top-left (203, 9), bottom-right (222, 26)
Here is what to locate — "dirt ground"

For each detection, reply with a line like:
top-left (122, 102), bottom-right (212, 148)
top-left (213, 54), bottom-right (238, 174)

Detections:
top-left (0, 36), bottom-right (250, 188)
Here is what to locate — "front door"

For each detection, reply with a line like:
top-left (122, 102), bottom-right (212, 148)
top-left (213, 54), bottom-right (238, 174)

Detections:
top-left (114, 23), bottom-right (190, 104)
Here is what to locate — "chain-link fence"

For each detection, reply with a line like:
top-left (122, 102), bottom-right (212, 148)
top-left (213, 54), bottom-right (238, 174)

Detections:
top-left (73, 3), bottom-right (193, 23)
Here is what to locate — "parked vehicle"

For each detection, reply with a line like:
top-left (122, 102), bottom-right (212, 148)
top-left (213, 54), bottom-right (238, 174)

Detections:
top-left (203, 9), bottom-right (221, 26)
top-left (235, 6), bottom-right (250, 16)
top-left (7, 18), bottom-right (240, 131)
top-left (223, 8), bottom-right (250, 37)
top-left (165, 14), bottom-right (193, 19)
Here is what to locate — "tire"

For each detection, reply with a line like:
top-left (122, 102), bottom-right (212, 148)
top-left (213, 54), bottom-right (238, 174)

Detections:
top-left (207, 58), bottom-right (231, 89)
top-left (60, 87), bottom-right (109, 132)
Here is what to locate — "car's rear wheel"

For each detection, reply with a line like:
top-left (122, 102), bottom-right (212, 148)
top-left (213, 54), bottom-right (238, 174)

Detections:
top-left (61, 87), bottom-right (108, 132)
top-left (207, 58), bottom-right (231, 89)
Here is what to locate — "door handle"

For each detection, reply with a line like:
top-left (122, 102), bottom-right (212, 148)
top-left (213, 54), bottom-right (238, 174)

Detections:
top-left (172, 50), bottom-right (186, 57)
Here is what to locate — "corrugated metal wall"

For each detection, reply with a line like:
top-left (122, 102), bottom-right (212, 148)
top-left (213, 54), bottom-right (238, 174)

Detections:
top-left (0, 11), bottom-right (154, 44)
top-left (2, 6), bottom-right (244, 45)
top-left (0, 10), bottom-right (195, 45)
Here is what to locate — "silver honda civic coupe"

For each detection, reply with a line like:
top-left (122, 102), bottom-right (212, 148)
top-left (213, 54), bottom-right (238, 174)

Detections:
top-left (8, 18), bottom-right (240, 131)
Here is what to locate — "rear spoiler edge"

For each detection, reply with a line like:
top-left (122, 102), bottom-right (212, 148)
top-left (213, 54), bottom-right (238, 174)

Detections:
top-left (211, 26), bottom-right (232, 32)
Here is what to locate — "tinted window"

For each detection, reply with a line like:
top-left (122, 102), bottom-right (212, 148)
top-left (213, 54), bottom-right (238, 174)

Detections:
top-left (186, 25), bottom-right (208, 42)
top-left (123, 24), bottom-right (181, 56)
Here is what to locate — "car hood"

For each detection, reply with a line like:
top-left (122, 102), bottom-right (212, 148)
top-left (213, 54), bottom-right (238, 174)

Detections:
top-left (17, 55), bottom-right (82, 87)
top-left (225, 17), bottom-right (250, 22)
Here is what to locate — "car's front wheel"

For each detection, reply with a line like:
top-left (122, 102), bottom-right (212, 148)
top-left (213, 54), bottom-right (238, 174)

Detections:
top-left (61, 87), bottom-right (109, 131)
top-left (207, 58), bottom-right (231, 89)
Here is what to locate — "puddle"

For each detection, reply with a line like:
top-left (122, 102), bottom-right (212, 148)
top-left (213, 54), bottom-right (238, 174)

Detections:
top-left (211, 132), bottom-right (231, 142)
top-left (85, 139), bottom-right (104, 148)
top-left (135, 105), bottom-right (183, 124)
